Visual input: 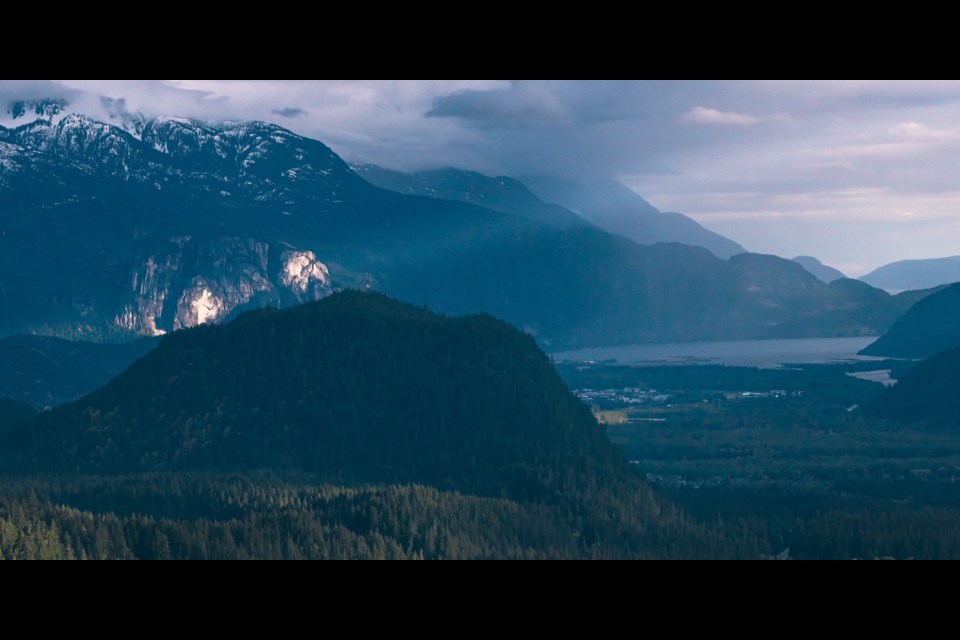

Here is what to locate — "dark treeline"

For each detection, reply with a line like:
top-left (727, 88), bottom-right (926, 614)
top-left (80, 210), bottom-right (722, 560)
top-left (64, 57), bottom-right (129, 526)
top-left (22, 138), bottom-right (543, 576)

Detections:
top-left (0, 474), bottom-right (714, 560)
top-left (6, 474), bottom-right (960, 559)
top-left (0, 477), bottom-right (582, 560)
top-left (677, 487), bottom-right (960, 560)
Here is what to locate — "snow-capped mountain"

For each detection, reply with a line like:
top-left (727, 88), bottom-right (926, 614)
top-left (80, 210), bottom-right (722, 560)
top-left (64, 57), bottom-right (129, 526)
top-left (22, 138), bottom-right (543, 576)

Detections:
top-left (0, 103), bottom-right (341, 338)
top-left (1, 101), bottom-right (363, 202)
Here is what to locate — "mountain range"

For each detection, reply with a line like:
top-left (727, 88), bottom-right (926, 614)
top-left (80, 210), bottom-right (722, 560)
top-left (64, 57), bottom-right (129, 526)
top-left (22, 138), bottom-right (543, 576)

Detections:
top-left (3, 93), bottom-right (960, 560)
top-left (0, 100), bottom-right (936, 349)
top-left (354, 165), bottom-right (745, 258)
top-left (860, 256), bottom-right (960, 292)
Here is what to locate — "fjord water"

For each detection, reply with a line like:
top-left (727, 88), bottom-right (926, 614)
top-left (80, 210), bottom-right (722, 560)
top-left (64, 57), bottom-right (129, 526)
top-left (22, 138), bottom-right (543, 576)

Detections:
top-left (554, 336), bottom-right (881, 368)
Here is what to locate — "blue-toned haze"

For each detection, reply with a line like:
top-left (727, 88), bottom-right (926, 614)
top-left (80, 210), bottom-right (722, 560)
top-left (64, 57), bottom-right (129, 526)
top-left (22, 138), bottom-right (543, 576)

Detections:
top-left (3, 79), bottom-right (959, 275)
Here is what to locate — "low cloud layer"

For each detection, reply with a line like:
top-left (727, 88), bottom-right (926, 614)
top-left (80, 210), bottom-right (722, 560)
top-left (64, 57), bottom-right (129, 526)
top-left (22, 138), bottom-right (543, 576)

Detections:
top-left (427, 82), bottom-right (570, 128)
top-left (681, 106), bottom-right (759, 126)
top-left (4, 80), bottom-right (960, 274)
top-left (272, 107), bottom-right (308, 119)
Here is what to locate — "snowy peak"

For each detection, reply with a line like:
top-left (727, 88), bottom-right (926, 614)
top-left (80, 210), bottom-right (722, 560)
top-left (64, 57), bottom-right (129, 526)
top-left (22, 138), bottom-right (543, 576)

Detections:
top-left (1, 98), bottom-right (68, 128)
top-left (139, 116), bottom-right (349, 179)
top-left (1, 98), bottom-right (350, 179)
top-left (13, 113), bottom-right (146, 174)
top-left (0, 104), bottom-right (366, 204)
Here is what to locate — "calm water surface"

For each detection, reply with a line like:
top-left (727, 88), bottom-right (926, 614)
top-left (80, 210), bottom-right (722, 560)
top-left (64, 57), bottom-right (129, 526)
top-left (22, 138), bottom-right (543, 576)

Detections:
top-left (554, 337), bottom-right (884, 369)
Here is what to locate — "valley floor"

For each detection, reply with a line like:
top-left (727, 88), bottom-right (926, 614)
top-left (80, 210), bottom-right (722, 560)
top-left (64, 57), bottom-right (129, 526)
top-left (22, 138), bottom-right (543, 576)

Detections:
top-left (560, 360), bottom-right (960, 559)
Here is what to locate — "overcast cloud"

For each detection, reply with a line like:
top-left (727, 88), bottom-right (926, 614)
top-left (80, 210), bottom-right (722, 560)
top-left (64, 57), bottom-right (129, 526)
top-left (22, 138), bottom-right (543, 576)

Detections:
top-left (3, 80), bottom-right (960, 275)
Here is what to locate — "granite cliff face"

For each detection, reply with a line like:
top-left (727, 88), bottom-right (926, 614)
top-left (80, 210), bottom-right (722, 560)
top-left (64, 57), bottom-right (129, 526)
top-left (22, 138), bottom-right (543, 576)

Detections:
top-left (114, 240), bottom-right (331, 336)
top-left (115, 237), bottom-right (333, 335)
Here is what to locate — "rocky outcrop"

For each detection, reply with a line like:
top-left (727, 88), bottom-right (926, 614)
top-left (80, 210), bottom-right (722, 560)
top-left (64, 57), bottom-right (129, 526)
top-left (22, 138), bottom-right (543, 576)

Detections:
top-left (114, 237), bottom-right (333, 336)
top-left (115, 252), bottom-right (185, 336)
top-left (280, 250), bottom-right (331, 300)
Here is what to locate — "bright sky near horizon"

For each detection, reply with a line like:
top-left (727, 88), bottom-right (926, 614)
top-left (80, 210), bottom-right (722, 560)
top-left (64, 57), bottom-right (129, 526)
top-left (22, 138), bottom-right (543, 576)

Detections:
top-left (3, 79), bottom-right (959, 276)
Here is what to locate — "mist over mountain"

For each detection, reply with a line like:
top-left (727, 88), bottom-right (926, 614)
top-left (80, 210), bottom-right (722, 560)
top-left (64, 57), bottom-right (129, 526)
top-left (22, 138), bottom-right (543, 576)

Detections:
top-left (521, 175), bottom-right (747, 259)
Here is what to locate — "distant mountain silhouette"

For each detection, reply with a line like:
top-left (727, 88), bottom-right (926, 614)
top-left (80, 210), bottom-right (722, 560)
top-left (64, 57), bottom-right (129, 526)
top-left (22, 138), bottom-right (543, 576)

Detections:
top-left (352, 165), bottom-right (588, 229)
top-left (793, 256), bottom-right (846, 283)
top-left (861, 256), bottom-right (960, 292)
top-left (521, 176), bottom-right (746, 259)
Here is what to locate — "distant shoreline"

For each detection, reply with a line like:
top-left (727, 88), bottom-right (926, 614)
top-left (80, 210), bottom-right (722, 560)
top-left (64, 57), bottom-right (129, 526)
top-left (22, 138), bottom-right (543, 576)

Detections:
top-left (553, 336), bottom-right (882, 369)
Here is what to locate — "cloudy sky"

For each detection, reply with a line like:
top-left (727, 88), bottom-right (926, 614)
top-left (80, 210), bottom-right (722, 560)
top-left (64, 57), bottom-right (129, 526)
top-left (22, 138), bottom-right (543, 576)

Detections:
top-left (4, 80), bottom-right (960, 276)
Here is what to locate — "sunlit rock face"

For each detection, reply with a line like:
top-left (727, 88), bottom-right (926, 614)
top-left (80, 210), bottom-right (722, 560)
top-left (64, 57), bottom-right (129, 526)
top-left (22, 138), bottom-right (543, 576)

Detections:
top-left (110, 238), bottom-right (332, 335)
top-left (280, 250), bottom-right (331, 300)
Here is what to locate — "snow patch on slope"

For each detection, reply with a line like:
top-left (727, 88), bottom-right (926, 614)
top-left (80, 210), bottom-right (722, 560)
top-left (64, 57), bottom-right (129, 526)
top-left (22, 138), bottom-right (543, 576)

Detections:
top-left (0, 99), bottom-right (68, 129)
top-left (0, 142), bottom-right (22, 172)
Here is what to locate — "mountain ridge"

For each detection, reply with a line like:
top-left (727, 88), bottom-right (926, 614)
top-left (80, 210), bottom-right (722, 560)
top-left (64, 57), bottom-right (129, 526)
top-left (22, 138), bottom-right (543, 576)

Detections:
top-left (861, 256), bottom-right (960, 292)
top-left (352, 164), bottom-right (589, 230)
top-left (520, 175), bottom-right (747, 259)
